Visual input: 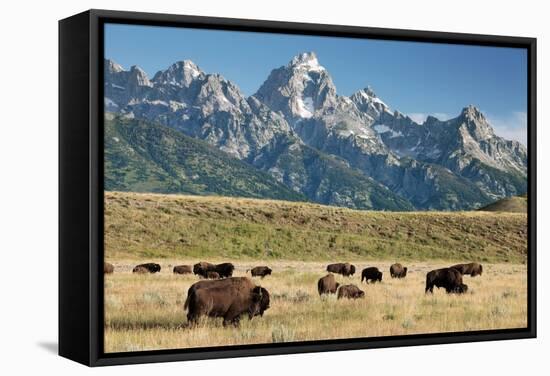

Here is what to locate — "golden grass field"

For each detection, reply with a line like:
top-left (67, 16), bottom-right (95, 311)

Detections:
top-left (104, 192), bottom-right (528, 353)
top-left (104, 260), bottom-right (527, 353)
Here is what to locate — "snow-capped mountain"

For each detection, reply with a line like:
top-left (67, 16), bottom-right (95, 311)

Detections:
top-left (103, 53), bottom-right (527, 210)
top-left (103, 58), bottom-right (413, 211)
top-left (254, 53), bottom-right (527, 207)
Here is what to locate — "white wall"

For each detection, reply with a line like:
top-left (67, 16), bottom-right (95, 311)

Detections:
top-left (0, 0), bottom-right (546, 374)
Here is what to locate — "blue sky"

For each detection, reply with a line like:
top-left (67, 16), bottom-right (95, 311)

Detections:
top-left (105, 23), bottom-right (528, 145)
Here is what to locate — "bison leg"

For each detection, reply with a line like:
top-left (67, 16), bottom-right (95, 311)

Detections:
top-left (223, 316), bottom-right (240, 327)
top-left (187, 312), bottom-right (199, 327)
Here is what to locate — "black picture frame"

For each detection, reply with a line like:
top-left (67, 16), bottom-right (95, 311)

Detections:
top-left (59, 9), bottom-right (537, 367)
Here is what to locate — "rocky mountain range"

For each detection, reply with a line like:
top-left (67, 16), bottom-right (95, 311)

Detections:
top-left (103, 52), bottom-right (527, 211)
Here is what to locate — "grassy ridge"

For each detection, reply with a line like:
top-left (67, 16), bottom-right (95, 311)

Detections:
top-left (479, 195), bottom-right (528, 213)
top-left (105, 191), bottom-right (527, 263)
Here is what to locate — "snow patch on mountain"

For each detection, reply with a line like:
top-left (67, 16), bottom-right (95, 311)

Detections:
top-left (296, 97), bottom-right (314, 118)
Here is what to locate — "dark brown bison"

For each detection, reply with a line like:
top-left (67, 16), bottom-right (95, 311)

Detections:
top-left (193, 262), bottom-right (234, 278)
top-left (173, 265), bottom-right (192, 274)
top-left (425, 267), bottom-right (468, 294)
top-left (390, 263), bottom-right (407, 278)
top-left (318, 274), bottom-right (340, 295)
top-left (337, 284), bottom-right (365, 299)
top-left (104, 262), bottom-right (114, 274)
top-left (133, 263), bottom-right (161, 273)
top-left (185, 278), bottom-right (270, 326)
top-left (326, 263), bottom-right (356, 277)
top-left (249, 266), bottom-right (272, 278)
top-left (184, 277), bottom-right (255, 310)
top-left (214, 262), bottom-right (235, 278)
top-left (361, 267), bottom-right (382, 283)
top-left (193, 262), bottom-right (216, 278)
top-left (206, 271), bottom-right (220, 279)
top-left (132, 266), bottom-right (149, 274)
top-left (450, 263), bottom-right (483, 277)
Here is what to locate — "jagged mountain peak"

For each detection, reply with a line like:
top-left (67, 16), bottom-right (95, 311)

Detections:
top-left (460, 104), bottom-right (486, 121)
top-left (289, 51), bottom-right (325, 72)
top-left (128, 65), bottom-right (152, 87)
top-left (456, 105), bottom-right (495, 141)
top-left (105, 58), bottom-right (124, 73)
top-left (152, 59), bottom-right (204, 87)
top-left (350, 86), bottom-right (392, 120)
top-left (255, 52), bottom-right (337, 124)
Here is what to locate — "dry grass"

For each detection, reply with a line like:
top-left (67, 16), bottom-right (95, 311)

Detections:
top-left (104, 192), bottom-right (527, 353)
top-left (104, 260), bottom-right (527, 353)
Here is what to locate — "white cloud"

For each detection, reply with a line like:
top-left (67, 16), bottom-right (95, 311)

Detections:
top-left (485, 111), bottom-right (527, 146)
top-left (407, 112), bottom-right (450, 124)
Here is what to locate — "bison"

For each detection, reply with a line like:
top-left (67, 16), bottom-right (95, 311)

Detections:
top-left (193, 262), bottom-right (216, 278)
top-left (184, 277), bottom-right (255, 310)
top-left (206, 271), bottom-right (220, 279)
top-left (132, 266), bottom-right (149, 274)
top-left (104, 262), bottom-right (114, 274)
top-left (318, 274), bottom-right (340, 295)
top-left (249, 266), bottom-right (272, 278)
top-left (173, 265), bottom-right (192, 274)
top-left (361, 267), bottom-right (382, 283)
top-left (337, 284), bottom-right (365, 300)
top-left (215, 262), bottom-right (235, 278)
top-left (133, 263), bottom-right (161, 273)
top-left (326, 263), bottom-right (356, 277)
top-left (450, 263), bottom-right (483, 277)
top-left (193, 262), bottom-right (234, 278)
top-left (425, 267), bottom-right (468, 294)
top-left (389, 263), bottom-right (407, 279)
top-left (185, 278), bottom-right (270, 326)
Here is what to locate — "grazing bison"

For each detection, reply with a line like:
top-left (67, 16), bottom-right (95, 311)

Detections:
top-left (215, 262), bottom-right (235, 278)
top-left (173, 265), bottom-right (192, 274)
top-left (249, 266), bottom-right (272, 278)
top-left (132, 266), bottom-right (149, 274)
top-left (326, 263), bottom-right (356, 277)
top-left (185, 278), bottom-right (270, 326)
top-left (193, 262), bottom-right (234, 278)
top-left (425, 267), bottom-right (468, 294)
top-left (361, 267), bottom-right (383, 283)
top-left (318, 274), bottom-right (340, 295)
top-left (337, 284), bottom-right (365, 300)
top-left (184, 277), bottom-right (256, 310)
top-left (206, 271), bottom-right (220, 279)
top-left (450, 263), bottom-right (483, 277)
top-left (133, 263), bottom-right (161, 274)
top-left (104, 262), bottom-right (114, 274)
top-left (390, 263), bottom-right (408, 279)
top-left (193, 262), bottom-right (216, 278)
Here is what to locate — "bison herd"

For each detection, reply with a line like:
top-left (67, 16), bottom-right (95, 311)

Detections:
top-left (104, 260), bottom-right (483, 327)
top-left (318, 262), bottom-right (483, 299)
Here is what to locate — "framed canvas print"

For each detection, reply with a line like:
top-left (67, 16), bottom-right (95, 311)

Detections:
top-left (59, 9), bottom-right (536, 366)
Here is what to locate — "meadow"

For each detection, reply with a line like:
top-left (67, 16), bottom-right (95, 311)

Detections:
top-left (104, 192), bottom-right (528, 353)
top-left (104, 260), bottom-right (527, 352)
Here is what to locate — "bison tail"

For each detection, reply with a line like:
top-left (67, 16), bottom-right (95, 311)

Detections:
top-left (480, 265), bottom-right (483, 275)
top-left (184, 289), bottom-right (195, 311)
